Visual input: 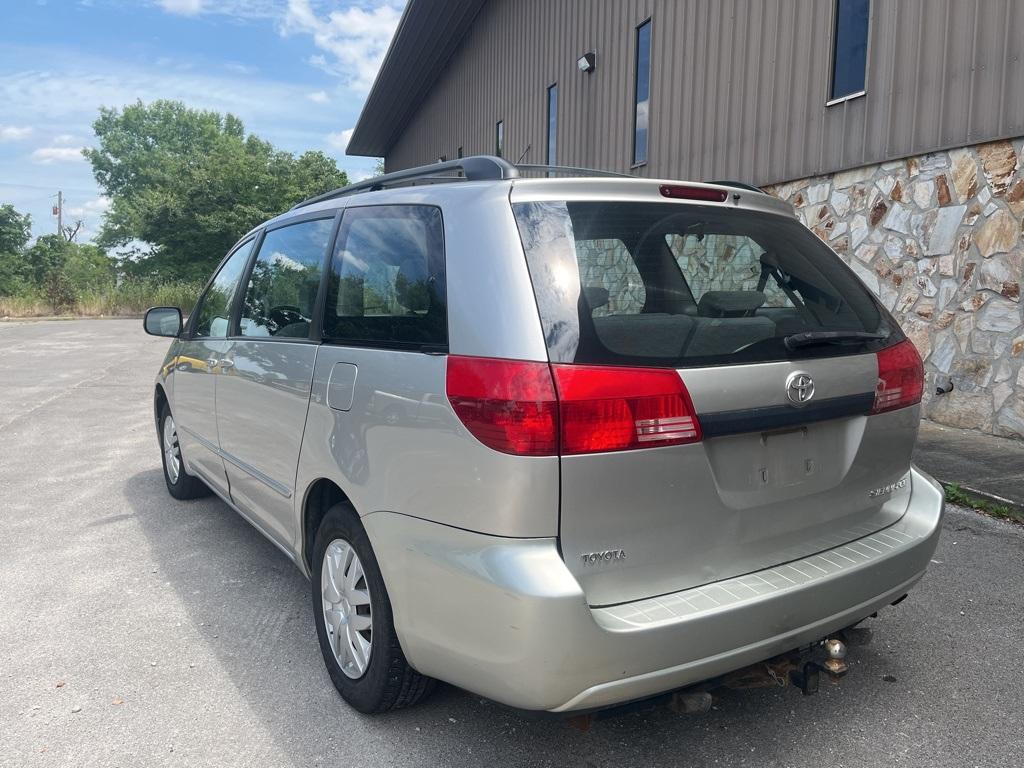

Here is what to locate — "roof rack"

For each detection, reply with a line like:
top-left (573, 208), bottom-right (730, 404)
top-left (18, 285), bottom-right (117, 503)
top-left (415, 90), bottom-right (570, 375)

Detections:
top-left (707, 180), bottom-right (765, 193)
top-left (515, 164), bottom-right (632, 178)
top-left (292, 155), bottom-right (519, 210)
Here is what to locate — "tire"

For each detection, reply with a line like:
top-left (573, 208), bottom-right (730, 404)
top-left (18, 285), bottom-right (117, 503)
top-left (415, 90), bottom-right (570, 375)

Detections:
top-left (312, 503), bottom-right (435, 713)
top-left (159, 404), bottom-right (210, 500)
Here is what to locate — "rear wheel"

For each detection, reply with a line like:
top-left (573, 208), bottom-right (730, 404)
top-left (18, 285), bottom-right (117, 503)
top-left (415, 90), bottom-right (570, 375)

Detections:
top-left (159, 404), bottom-right (210, 500)
top-left (312, 503), bottom-right (435, 713)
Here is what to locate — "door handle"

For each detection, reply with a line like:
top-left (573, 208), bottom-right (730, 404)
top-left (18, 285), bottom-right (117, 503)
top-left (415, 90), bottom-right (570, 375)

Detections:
top-left (207, 357), bottom-right (235, 370)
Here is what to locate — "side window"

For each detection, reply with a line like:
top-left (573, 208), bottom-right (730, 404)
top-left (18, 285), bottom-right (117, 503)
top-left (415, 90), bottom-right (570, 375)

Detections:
top-left (575, 239), bottom-right (646, 317)
top-left (192, 239), bottom-right (255, 338)
top-left (666, 233), bottom-right (793, 308)
top-left (239, 218), bottom-right (333, 338)
top-left (323, 205), bottom-right (446, 347)
top-left (829, 0), bottom-right (870, 101)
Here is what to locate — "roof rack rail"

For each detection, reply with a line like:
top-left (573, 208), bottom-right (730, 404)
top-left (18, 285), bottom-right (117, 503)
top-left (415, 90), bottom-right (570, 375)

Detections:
top-left (707, 179), bottom-right (765, 193)
top-left (515, 164), bottom-right (632, 178)
top-left (291, 155), bottom-right (519, 210)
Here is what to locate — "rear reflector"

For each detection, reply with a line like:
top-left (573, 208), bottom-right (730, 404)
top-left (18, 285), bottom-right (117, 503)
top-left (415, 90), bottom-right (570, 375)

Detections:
top-left (447, 357), bottom-right (703, 456)
top-left (872, 339), bottom-right (924, 414)
top-left (552, 364), bottom-right (701, 454)
top-left (446, 356), bottom-right (558, 455)
top-left (659, 184), bottom-right (729, 202)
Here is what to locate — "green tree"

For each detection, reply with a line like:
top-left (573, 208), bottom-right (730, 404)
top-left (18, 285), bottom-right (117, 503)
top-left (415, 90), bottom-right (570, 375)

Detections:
top-left (85, 100), bottom-right (348, 281)
top-left (23, 235), bottom-right (72, 288)
top-left (0, 204), bottom-right (32, 295)
top-left (63, 244), bottom-right (117, 291)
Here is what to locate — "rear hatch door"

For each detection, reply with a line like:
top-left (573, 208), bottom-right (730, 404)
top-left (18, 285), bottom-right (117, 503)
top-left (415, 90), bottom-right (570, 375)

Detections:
top-left (512, 187), bottom-right (921, 607)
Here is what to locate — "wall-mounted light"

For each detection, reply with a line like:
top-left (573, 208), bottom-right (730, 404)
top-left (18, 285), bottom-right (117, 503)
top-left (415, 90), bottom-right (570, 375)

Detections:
top-left (577, 51), bottom-right (596, 74)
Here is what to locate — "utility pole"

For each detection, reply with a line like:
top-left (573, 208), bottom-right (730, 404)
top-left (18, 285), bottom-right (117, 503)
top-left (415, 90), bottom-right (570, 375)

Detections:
top-left (55, 190), bottom-right (63, 236)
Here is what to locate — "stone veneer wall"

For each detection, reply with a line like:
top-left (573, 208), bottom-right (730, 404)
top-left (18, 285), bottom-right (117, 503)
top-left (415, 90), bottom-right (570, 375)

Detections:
top-left (763, 138), bottom-right (1024, 439)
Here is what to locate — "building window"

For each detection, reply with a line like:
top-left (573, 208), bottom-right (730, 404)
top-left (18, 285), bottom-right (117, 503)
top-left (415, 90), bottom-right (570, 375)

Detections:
top-left (546, 84), bottom-right (558, 166)
top-left (632, 19), bottom-right (652, 166)
top-left (829, 0), bottom-right (869, 102)
top-left (495, 121), bottom-right (504, 157)
top-left (457, 146), bottom-right (463, 159)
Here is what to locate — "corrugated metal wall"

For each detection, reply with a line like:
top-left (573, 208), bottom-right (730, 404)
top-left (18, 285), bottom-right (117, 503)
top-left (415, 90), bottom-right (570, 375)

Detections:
top-left (385, 0), bottom-right (1024, 185)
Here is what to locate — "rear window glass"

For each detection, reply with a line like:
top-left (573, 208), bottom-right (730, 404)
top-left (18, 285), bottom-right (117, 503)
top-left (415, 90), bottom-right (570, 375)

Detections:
top-left (513, 201), bottom-right (897, 367)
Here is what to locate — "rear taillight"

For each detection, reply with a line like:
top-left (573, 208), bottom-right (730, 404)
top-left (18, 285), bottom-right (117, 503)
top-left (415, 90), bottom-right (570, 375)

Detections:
top-left (553, 365), bottom-right (701, 454)
top-left (447, 358), bottom-right (702, 456)
top-left (872, 339), bottom-right (924, 414)
top-left (446, 356), bottom-right (558, 455)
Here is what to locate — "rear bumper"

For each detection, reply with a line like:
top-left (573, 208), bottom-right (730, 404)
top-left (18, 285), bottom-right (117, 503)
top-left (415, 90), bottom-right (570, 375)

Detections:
top-left (364, 466), bottom-right (944, 712)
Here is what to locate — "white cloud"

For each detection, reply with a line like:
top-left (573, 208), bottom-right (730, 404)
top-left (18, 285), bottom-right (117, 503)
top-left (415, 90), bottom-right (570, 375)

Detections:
top-left (346, 168), bottom-right (375, 183)
top-left (0, 124), bottom-right (33, 141)
top-left (307, 90), bottom-right (329, 104)
top-left (157, 0), bottom-right (204, 16)
top-left (326, 128), bottom-right (354, 152)
top-left (31, 146), bottom-right (86, 164)
top-left (0, 60), bottom-right (328, 129)
top-left (281, 0), bottom-right (404, 93)
top-left (68, 196), bottom-right (111, 218)
top-left (52, 133), bottom-right (80, 145)
top-left (225, 61), bottom-right (257, 75)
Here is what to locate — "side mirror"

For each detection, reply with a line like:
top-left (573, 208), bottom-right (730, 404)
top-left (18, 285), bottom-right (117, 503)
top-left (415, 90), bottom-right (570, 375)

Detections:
top-left (144, 306), bottom-right (183, 338)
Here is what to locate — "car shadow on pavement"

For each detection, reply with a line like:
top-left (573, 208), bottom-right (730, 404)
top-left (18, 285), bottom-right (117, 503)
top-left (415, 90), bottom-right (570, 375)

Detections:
top-left (123, 467), bottom-right (912, 766)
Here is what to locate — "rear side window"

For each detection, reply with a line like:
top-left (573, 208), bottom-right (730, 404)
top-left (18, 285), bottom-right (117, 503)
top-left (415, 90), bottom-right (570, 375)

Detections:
top-left (192, 239), bottom-right (255, 338)
top-left (513, 200), bottom-right (896, 367)
top-left (322, 205), bottom-right (446, 348)
top-left (239, 217), bottom-right (333, 339)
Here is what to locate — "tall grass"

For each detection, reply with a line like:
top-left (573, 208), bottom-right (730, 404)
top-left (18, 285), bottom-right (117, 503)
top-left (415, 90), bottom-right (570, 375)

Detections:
top-left (0, 280), bottom-right (203, 318)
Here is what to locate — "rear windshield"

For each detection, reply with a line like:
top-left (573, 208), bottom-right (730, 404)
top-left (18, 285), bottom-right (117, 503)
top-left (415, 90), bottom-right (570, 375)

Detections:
top-left (513, 200), bottom-right (899, 367)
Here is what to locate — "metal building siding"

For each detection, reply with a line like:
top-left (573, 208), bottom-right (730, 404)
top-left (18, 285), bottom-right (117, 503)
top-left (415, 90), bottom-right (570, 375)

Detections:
top-left (384, 0), bottom-right (1024, 185)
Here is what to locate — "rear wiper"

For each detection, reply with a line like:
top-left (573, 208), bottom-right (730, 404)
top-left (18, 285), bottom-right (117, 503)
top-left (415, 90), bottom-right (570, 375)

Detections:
top-left (784, 330), bottom-right (887, 351)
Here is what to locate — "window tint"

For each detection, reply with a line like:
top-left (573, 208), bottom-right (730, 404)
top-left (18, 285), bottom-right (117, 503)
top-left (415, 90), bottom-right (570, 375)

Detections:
top-left (239, 217), bottom-right (333, 339)
top-left (514, 201), bottom-right (895, 368)
top-left (192, 239), bottom-right (255, 338)
top-left (546, 84), bottom-right (558, 166)
top-left (666, 234), bottom-right (794, 308)
top-left (830, 0), bottom-right (869, 100)
top-left (323, 205), bottom-right (446, 348)
top-left (576, 239), bottom-right (645, 317)
top-left (633, 20), bottom-right (652, 165)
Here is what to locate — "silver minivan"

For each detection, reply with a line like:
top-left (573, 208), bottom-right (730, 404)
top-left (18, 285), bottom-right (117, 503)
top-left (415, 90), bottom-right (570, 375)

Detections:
top-left (144, 156), bottom-right (944, 715)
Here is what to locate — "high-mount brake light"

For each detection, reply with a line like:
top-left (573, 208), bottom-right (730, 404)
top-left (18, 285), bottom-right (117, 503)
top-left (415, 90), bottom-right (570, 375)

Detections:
top-left (447, 358), bottom-right (703, 456)
top-left (659, 184), bottom-right (728, 202)
top-left (872, 339), bottom-right (924, 414)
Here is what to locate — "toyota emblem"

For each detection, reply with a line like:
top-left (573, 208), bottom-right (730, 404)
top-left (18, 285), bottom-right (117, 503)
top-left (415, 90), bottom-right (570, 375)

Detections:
top-left (786, 372), bottom-right (815, 406)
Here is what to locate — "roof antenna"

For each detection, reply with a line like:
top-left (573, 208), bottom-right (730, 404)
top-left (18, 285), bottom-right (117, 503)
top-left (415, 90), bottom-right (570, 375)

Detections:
top-left (516, 144), bottom-right (531, 164)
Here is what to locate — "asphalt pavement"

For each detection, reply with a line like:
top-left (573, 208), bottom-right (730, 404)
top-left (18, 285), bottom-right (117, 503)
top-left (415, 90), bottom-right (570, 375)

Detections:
top-left (1, 318), bottom-right (1022, 768)
top-left (914, 420), bottom-right (1024, 510)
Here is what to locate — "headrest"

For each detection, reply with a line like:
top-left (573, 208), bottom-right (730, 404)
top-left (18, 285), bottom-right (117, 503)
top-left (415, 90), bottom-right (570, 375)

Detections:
top-left (697, 290), bottom-right (766, 318)
top-left (583, 286), bottom-right (610, 310)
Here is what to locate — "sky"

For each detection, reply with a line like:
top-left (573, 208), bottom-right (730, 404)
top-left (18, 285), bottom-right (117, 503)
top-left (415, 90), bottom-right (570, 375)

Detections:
top-left (0, 0), bottom-right (407, 241)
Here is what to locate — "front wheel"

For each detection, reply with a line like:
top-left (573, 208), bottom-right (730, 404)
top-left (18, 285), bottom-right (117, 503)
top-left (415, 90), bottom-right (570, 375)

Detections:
top-left (312, 504), bottom-right (435, 713)
top-left (159, 404), bottom-right (210, 500)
